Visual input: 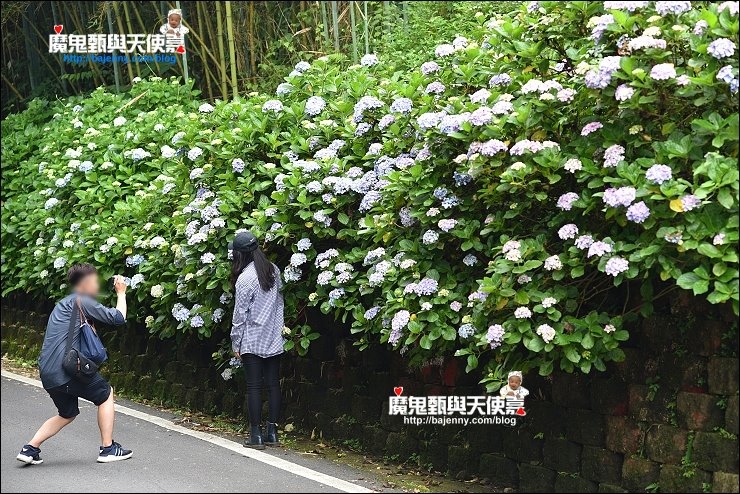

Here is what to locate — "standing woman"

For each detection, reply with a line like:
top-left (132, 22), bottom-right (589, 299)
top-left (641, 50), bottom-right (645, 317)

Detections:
top-left (229, 231), bottom-right (285, 449)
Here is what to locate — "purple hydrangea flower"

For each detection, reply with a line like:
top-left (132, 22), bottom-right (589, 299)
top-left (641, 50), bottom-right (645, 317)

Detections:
top-left (421, 61), bottom-right (441, 75)
top-left (588, 240), bottom-right (613, 258)
top-left (605, 257), bottom-right (629, 276)
top-left (589, 13), bottom-right (614, 42)
top-left (680, 194), bottom-right (701, 211)
top-left (650, 63), bottom-right (676, 80)
top-left (557, 88), bottom-right (576, 102)
top-left (655, 1), bottom-right (692, 15)
top-left (438, 219), bottom-right (457, 232)
top-left (486, 324), bottom-right (505, 349)
top-left (390, 98), bottom-right (413, 114)
top-left (615, 84), bottom-right (635, 101)
top-left (558, 224), bottom-right (579, 240)
top-left (425, 81), bottom-right (446, 94)
top-left (378, 114), bottom-right (395, 130)
top-left (262, 100), bottom-right (284, 113)
top-left (514, 306), bottom-right (532, 319)
top-left (626, 201), bottom-right (651, 223)
top-left (417, 111), bottom-right (445, 129)
top-left (470, 107), bottom-right (493, 126)
top-left (390, 310), bottom-right (410, 342)
top-left (479, 139), bottom-right (508, 156)
top-left (365, 306), bottom-right (381, 320)
top-left (717, 65), bottom-right (736, 84)
top-left (603, 1), bottom-right (648, 11)
top-left (361, 53), bottom-right (379, 67)
top-left (232, 158), bottom-right (245, 173)
top-left (435, 44), bottom-right (455, 57)
top-left (422, 230), bottom-right (439, 245)
top-left (581, 121), bottom-right (603, 136)
top-left (603, 144), bottom-right (625, 167)
top-left (693, 20), bottom-right (708, 36)
top-left (489, 73), bottom-right (512, 86)
top-left (708, 38), bottom-right (737, 59)
top-left (294, 61), bottom-right (311, 73)
top-left (413, 277), bottom-right (439, 296)
top-left (557, 192), bottom-right (579, 211)
top-left (718, 1), bottom-right (739, 15)
top-left (470, 88), bottom-right (491, 104)
top-left (645, 164), bottom-right (672, 184)
top-left (585, 70), bottom-right (612, 89)
top-left (276, 82), bottom-right (293, 96)
top-left (603, 186), bottom-right (636, 207)
top-left (575, 235), bottom-right (594, 250)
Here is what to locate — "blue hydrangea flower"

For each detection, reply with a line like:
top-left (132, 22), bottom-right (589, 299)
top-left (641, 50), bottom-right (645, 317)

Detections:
top-left (390, 98), bottom-right (413, 114)
top-left (305, 96), bottom-right (326, 116)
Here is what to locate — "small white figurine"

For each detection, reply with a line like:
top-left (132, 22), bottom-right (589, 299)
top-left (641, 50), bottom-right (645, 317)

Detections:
top-left (499, 370), bottom-right (529, 399)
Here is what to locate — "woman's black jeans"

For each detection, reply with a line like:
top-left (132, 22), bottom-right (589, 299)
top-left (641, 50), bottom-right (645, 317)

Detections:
top-left (241, 353), bottom-right (281, 426)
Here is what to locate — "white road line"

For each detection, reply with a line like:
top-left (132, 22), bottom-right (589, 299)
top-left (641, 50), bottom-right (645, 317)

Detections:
top-left (1, 370), bottom-right (374, 494)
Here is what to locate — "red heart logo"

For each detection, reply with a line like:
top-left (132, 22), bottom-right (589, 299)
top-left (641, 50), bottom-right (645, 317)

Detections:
top-left (54, 25), bottom-right (63, 34)
top-left (515, 407), bottom-right (526, 416)
top-left (176, 45), bottom-right (185, 54)
top-left (393, 386), bottom-right (403, 397)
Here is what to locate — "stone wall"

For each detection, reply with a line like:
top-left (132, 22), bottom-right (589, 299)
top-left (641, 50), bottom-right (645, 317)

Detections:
top-left (1, 293), bottom-right (738, 493)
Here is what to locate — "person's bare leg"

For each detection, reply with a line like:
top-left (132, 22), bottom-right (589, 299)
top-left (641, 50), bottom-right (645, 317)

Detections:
top-left (28, 415), bottom-right (75, 447)
top-left (97, 389), bottom-right (115, 446)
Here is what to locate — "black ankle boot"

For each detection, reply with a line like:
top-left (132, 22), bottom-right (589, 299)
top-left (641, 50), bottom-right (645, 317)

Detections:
top-left (265, 422), bottom-right (279, 446)
top-left (244, 425), bottom-right (265, 450)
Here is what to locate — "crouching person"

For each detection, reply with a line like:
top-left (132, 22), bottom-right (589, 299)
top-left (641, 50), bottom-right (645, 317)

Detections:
top-left (17, 263), bottom-right (132, 464)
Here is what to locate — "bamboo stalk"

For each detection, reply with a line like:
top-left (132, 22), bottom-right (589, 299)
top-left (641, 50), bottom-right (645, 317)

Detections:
top-left (330, 1), bottom-right (339, 52)
top-left (50, 1), bottom-right (72, 93)
top-left (363, 1), bottom-right (369, 54)
top-left (215, 2), bottom-right (228, 99)
top-left (20, 13), bottom-right (65, 75)
top-left (175, 1), bottom-right (188, 82)
top-left (150, 0), bottom-right (184, 76)
top-left (196, 1), bottom-right (213, 100)
top-left (320, 1), bottom-right (330, 48)
top-left (121, 1), bottom-right (141, 78)
top-left (248, 2), bottom-right (257, 78)
top-left (2, 72), bottom-right (25, 101)
top-left (225, 1), bottom-right (238, 99)
top-left (21, 12), bottom-right (36, 91)
top-left (68, 4), bottom-right (104, 86)
top-left (202, 1), bottom-right (220, 97)
top-left (402, 1), bottom-right (408, 32)
top-left (349, 1), bottom-right (358, 62)
top-left (107, 2), bottom-right (121, 92)
top-left (114, 2), bottom-right (135, 83)
top-left (131, 2), bottom-right (161, 75)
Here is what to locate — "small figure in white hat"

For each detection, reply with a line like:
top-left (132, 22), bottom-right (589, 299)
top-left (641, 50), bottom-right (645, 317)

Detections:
top-left (499, 371), bottom-right (529, 399)
top-left (160, 9), bottom-right (189, 36)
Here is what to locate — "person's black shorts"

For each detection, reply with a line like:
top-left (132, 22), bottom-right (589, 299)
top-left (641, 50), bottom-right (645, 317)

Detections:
top-left (46, 373), bottom-right (111, 418)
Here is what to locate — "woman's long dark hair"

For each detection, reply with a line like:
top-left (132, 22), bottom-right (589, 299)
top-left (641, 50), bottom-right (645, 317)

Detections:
top-left (231, 247), bottom-right (276, 292)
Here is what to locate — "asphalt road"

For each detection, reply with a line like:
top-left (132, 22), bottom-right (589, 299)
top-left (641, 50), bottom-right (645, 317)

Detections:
top-left (1, 375), bottom-right (376, 493)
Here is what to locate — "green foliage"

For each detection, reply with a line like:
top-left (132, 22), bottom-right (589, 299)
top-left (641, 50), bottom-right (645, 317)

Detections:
top-left (371, 1), bottom-right (523, 73)
top-left (2, 2), bottom-right (738, 390)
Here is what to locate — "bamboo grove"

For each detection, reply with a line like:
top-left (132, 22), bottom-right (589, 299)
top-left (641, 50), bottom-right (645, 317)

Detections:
top-left (1, 1), bottom-right (413, 114)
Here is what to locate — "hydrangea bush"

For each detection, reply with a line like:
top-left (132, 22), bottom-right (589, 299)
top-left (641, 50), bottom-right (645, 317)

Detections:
top-left (2, 1), bottom-right (738, 390)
